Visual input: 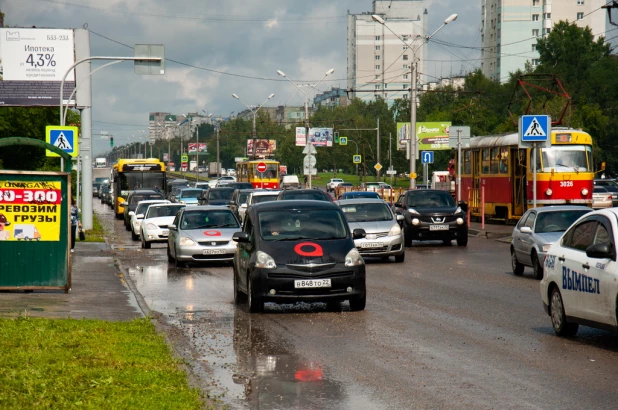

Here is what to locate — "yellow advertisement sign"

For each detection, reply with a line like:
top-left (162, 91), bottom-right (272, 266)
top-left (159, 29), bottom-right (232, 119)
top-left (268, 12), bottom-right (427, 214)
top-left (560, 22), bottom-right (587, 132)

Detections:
top-left (0, 181), bottom-right (63, 241)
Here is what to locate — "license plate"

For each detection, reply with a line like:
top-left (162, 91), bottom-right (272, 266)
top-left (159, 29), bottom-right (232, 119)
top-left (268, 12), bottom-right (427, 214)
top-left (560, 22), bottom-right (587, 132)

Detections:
top-left (161, 230), bottom-right (169, 236)
top-left (360, 242), bottom-right (381, 248)
top-left (294, 279), bottom-right (332, 288)
top-left (429, 224), bottom-right (449, 231)
top-left (203, 249), bottom-right (225, 255)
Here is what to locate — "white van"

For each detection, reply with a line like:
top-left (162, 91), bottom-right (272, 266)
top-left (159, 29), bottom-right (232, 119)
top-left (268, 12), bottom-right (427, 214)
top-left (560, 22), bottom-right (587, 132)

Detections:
top-left (280, 175), bottom-right (300, 190)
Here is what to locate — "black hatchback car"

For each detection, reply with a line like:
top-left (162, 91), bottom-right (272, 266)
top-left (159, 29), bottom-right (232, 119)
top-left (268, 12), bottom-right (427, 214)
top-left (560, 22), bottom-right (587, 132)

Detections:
top-left (198, 187), bottom-right (235, 206)
top-left (232, 200), bottom-right (367, 313)
top-left (393, 189), bottom-right (468, 247)
top-left (277, 189), bottom-right (333, 202)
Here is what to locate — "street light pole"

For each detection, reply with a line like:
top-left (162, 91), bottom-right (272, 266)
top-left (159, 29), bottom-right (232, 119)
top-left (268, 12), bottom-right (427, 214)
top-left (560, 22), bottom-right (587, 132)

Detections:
top-left (232, 93), bottom-right (275, 159)
top-left (372, 13), bottom-right (457, 189)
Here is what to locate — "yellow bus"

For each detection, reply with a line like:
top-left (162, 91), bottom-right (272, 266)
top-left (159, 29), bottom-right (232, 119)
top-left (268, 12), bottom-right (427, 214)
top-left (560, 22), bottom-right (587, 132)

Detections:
top-left (111, 158), bottom-right (166, 218)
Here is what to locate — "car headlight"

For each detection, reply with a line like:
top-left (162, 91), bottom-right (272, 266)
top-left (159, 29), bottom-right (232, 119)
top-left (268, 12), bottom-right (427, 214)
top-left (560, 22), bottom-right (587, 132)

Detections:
top-left (455, 207), bottom-right (463, 214)
top-left (146, 223), bottom-right (158, 230)
top-left (407, 208), bottom-right (420, 215)
top-left (256, 251), bottom-right (277, 269)
top-left (135, 221), bottom-right (141, 227)
top-left (542, 243), bottom-right (553, 252)
top-left (345, 248), bottom-right (364, 266)
top-left (179, 236), bottom-right (195, 246)
top-left (180, 200), bottom-right (186, 204)
top-left (388, 223), bottom-right (401, 236)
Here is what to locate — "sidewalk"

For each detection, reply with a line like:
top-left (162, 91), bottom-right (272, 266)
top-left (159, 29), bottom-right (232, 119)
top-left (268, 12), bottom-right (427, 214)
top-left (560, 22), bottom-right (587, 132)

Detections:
top-left (0, 242), bottom-right (143, 320)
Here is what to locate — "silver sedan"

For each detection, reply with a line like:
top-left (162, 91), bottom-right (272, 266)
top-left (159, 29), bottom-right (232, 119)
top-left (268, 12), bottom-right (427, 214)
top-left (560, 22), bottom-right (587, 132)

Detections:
top-left (510, 206), bottom-right (591, 279)
top-left (167, 206), bottom-right (242, 267)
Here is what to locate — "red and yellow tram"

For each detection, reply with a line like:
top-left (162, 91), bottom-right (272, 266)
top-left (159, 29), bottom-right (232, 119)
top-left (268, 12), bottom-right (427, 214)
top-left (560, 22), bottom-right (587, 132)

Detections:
top-left (459, 128), bottom-right (594, 222)
top-left (235, 159), bottom-right (280, 189)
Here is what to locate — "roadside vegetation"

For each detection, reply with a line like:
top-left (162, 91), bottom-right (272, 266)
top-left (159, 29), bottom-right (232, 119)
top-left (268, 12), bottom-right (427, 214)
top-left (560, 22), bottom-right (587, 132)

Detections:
top-left (82, 212), bottom-right (105, 243)
top-left (0, 317), bottom-right (203, 409)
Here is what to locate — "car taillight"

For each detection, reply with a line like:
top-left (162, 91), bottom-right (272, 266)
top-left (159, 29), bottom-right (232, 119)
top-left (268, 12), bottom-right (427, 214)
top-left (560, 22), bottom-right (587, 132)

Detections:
top-left (607, 195), bottom-right (612, 201)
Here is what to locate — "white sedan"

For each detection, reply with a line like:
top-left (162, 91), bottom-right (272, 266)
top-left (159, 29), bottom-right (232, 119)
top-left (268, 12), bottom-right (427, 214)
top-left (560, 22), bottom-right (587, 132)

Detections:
top-left (130, 199), bottom-right (170, 241)
top-left (140, 203), bottom-right (186, 249)
top-left (540, 208), bottom-right (618, 336)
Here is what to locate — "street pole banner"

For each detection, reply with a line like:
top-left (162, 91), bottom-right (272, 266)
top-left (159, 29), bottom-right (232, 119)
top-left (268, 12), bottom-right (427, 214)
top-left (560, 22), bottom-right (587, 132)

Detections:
top-left (308, 128), bottom-right (333, 147)
top-left (0, 180), bottom-right (62, 241)
top-left (397, 122), bottom-right (452, 151)
top-left (295, 127), bottom-right (307, 146)
top-left (0, 28), bottom-right (76, 106)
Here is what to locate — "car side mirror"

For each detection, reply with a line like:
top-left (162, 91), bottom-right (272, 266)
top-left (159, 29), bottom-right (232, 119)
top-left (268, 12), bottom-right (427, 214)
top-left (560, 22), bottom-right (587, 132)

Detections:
top-left (520, 226), bottom-right (532, 234)
top-left (458, 200), bottom-right (468, 213)
top-left (586, 242), bottom-right (614, 259)
top-left (136, 214), bottom-right (144, 219)
top-left (128, 211), bottom-right (135, 216)
top-left (396, 214), bottom-right (405, 221)
top-left (394, 202), bottom-right (403, 208)
top-left (353, 228), bottom-right (366, 239)
top-left (120, 202), bottom-right (128, 207)
top-left (168, 224), bottom-right (177, 231)
top-left (233, 232), bottom-right (250, 243)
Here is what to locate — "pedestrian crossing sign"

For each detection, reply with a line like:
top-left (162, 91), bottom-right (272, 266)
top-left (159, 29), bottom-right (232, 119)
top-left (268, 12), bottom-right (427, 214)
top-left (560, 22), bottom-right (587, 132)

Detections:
top-left (520, 115), bottom-right (550, 143)
top-left (46, 126), bottom-right (79, 157)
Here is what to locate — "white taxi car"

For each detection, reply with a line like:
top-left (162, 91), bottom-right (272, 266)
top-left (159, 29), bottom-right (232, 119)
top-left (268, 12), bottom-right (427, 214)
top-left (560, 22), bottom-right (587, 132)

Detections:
top-left (140, 203), bottom-right (185, 249)
top-left (540, 208), bottom-right (618, 336)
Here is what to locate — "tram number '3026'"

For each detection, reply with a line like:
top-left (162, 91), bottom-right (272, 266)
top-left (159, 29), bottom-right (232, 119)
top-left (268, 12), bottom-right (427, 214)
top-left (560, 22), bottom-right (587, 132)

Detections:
top-left (559, 181), bottom-right (574, 188)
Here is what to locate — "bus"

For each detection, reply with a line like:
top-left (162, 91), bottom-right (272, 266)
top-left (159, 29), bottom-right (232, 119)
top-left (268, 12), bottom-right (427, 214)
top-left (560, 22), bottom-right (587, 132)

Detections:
top-left (459, 128), bottom-right (594, 222)
top-left (236, 159), bottom-right (280, 189)
top-left (111, 158), bottom-right (166, 218)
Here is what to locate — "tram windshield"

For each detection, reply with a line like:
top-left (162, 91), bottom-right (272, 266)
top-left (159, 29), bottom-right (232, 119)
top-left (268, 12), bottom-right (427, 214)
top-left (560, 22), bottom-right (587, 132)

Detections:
top-left (537, 145), bottom-right (592, 172)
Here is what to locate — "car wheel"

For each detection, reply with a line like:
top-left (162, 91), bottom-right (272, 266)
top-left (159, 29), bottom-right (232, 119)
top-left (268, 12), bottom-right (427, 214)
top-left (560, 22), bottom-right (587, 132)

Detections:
top-left (167, 244), bottom-right (174, 263)
top-left (143, 236), bottom-right (151, 249)
top-left (174, 247), bottom-right (185, 268)
top-left (442, 239), bottom-right (452, 246)
top-left (326, 300), bottom-right (342, 312)
top-left (233, 269), bottom-right (246, 304)
top-left (456, 235), bottom-right (468, 247)
top-left (125, 220), bottom-right (131, 231)
top-left (550, 287), bottom-right (579, 336)
top-left (247, 272), bottom-right (263, 313)
top-left (131, 228), bottom-right (139, 241)
top-left (349, 294), bottom-right (366, 311)
top-left (511, 247), bottom-right (524, 276)
top-left (532, 252), bottom-right (543, 280)
top-left (404, 226), bottom-right (412, 247)
top-left (394, 251), bottom-right (405, 263)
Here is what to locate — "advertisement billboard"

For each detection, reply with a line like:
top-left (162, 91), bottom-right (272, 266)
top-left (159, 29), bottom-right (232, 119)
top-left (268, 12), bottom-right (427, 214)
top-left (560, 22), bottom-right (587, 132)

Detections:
top-left (0, 28), bottom-right (76, 106)
top-left (247, 139), bottom-right (276, 156)
top-left (187, 143), bottom-right (207, 153)
top-left (397, 122), bottom-right (451, 151)
top-left (295, 127), bottom-right (306, 146)
top-left (308, 127), bottom-right (333, 147)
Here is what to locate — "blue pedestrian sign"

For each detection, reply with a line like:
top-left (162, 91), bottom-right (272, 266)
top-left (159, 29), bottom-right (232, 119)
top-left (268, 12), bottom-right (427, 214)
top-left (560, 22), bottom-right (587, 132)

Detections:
top-left (520, 115), bottom-right (550, 143)
top-left (421, 151), bottom-right (434, 164)
top-left (46, 126), bottom-right (79, 157)
top-left (353, 154), bottom-right (361, 164)
top-left (339, 136), bottom-right (348, 146)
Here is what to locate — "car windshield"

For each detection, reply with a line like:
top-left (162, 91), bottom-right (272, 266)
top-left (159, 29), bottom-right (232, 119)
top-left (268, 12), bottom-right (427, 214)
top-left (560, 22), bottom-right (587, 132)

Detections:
top-left (282, 191), bottom-right (329, 201)
top-left (147, 205), bottom-right (184, 219)
top-left (180, 190), bottom-right (201, 198)
top-left (534, 210), bottom-right (591, 233)
top-left (180, 210), bottom-right (239, 230)
top-left (238, 192), bottom-right (252, 204)
top-left (259, 209), bottom-right (347, 241)
top-left (406, 191), bottom-right (455, 208)
top-left (340, 203), bottom-right (393, 222)
top-left (136, 202), bottom-right (159, 215)
top-left (343, 192), bottom-right (380, 199)
top-left (252, 194), bottom-right (278, 204)
top-left (132, 194), bottom-right (163, 204)
top-left (208, 190), bottom-right (234, 200)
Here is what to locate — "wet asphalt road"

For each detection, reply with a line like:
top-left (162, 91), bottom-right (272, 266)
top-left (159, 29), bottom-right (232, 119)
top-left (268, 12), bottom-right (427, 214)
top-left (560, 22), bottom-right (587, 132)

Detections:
top-left (96, 201), bottom-right (618, 409)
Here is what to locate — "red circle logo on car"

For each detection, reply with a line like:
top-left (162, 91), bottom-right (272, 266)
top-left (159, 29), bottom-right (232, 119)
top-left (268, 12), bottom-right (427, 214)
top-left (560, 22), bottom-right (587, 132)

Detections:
top-left (204, 230), bottom-right (221, 236)
top-left (294, 242), bottom-right (323, 257)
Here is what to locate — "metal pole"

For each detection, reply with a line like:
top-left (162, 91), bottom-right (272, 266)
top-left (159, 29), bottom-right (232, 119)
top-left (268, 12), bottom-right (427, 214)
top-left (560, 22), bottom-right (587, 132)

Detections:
top-left (76, 155), bottom-right (80, 211)
top-left (252, 111), bottom-right (257, 159)
top-left (195, 124), bottom-right (199, 182)
top-left (389, 133), bottom-right (393, 185)
top-left (424, 163), bottom-right (428, 188)
top-left (216, 124), bottom-right (221, 178)
top-left (410, 60), bottom-right (417, 189)
top-left (305, 99), bottom-right (312, 189)
top-left (457, 128), bottom-right (462, 202)
top-left (533, 143), bottom-right (537, 208)
top-left (376, 118), bottom-right (380, 181)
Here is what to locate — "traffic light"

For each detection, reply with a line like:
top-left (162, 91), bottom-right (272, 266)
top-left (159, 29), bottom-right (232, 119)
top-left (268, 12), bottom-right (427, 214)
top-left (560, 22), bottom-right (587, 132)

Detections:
top-left (334, 132), bottom-right (339, 144)
top-left (110, 137), bottom-right (114, 147)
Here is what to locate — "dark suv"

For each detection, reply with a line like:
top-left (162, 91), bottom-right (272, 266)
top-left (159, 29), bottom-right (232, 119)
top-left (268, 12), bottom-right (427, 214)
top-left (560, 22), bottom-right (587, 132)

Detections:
top-left (121, 189), bottom-right (165, 229)
top-left (393, 189), bottom-right (468, 247)
top-left (198, 187), bottom-right (235, 206)
top-left (277, 188), bottom-right (333, 202)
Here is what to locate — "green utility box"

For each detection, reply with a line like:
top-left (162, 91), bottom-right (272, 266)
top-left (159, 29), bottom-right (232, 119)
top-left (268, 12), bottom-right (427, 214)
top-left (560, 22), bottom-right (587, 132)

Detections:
top-left (0, 137), bottom-right (72, 292)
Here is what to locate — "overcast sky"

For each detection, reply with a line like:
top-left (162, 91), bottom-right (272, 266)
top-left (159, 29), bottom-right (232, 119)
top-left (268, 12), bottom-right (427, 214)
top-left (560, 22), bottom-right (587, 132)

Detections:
top-left (4, 0), bottom-right (481, 154)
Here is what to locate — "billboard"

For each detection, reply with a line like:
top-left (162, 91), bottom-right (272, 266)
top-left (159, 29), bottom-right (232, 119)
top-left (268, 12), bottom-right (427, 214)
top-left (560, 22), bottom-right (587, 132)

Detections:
top-left (308, 127), bottom-right (333, 147)
top-left (0, 28), bottom-right (76, 106)
top-left (187, 143), bottom-right (207, 153)
top-left (247, 139), bottom-right (276, 156)
top-left (397, 122), bottom-right (451, 151)
top-left (295, 127), bottom-right (306, 146)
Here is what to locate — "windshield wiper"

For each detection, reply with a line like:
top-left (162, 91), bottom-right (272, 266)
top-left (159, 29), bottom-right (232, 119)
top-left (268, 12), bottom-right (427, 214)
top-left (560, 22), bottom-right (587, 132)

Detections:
top-left (555, 163), bottom-right (579, 172)
top-left (269, 236), bottom-right (307, 241)
top-left (211, 224), bottom-right (238, 228)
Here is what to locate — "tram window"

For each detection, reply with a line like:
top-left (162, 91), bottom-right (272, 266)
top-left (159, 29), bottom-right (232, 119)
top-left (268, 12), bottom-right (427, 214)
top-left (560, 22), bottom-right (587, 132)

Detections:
top-left (490, 148), bottom-right (500, 174)
top-left (464, 151), bottom-right (472, 174)
top-left (500, 148), bottom-right (509, 174)
top-left (482, 149), bottom-right (490, 174)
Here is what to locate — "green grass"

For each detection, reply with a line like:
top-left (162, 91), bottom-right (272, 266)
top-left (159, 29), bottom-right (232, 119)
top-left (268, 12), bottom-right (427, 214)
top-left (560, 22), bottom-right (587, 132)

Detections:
top-left (0, 317), bottom-right (203, 409)
top-left (82, 212), bottom-right (105, 243)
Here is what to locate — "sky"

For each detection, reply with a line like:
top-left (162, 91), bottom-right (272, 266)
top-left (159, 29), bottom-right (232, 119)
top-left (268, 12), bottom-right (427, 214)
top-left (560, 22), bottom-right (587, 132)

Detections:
top-left (3, 0), bottom-right (482, 155)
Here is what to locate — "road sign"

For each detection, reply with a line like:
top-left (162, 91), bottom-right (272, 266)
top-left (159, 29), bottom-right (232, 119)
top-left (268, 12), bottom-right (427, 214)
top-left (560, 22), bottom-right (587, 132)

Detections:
top-left (386, 170), bottom-right (397, 175)
top-left (257, 162), bottom-right (267, 173)
top-left (353, 155), bottom-right (361, 164)
top-left (303, 155), bottom-right (316, 168)
top-left (421, 151), bottom-right (434, 164)
top-left (303, 166), bottom-right (317, 176)
top-left (339, 136), bottom-right (348, 145)
top-left (181, 154), bottom-right (189, 162)
top-left (374, 163), bottom-right (383, 172)
top-left (181, 161), bottom-right (188, 168)
top-left (46, 126), bottom-right (79, 157)
top-left (448, 126), bottom-right (471, 149)
top-left (520, 115), bottom-right (550, 143)
top-left (302, 144), bottom-right (317, 155)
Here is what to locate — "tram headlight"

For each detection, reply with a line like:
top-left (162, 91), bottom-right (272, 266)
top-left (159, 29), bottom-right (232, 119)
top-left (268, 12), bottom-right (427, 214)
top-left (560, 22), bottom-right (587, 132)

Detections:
top-left (545, 189), bottom-right (553, 196)
top-left (581, 188), bottom-right (589, 196)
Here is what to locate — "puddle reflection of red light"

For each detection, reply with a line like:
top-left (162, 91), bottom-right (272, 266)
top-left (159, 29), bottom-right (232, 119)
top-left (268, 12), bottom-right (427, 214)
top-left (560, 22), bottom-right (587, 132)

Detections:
top-left (294, 368), bottom-right (324, 382)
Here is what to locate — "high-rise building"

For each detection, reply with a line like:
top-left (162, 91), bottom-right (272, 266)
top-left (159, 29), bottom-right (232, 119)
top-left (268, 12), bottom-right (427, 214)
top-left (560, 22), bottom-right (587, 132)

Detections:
top-left (347, 0), bottom-right (428, 105)
top-left (481, 0), bottom-right (608, 82)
